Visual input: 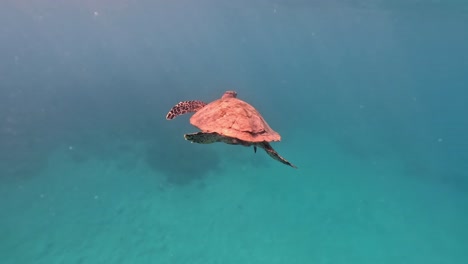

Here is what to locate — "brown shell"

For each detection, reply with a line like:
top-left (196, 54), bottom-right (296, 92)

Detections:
top-left (189, 97), bottom-right (280, 143)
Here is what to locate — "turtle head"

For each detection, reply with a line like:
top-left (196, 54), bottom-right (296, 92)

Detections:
top-left (222, 90), bottom-right (237, 99)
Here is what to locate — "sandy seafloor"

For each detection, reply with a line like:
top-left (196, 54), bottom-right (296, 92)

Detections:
top-left (1, 131), bottom-right (466, 264)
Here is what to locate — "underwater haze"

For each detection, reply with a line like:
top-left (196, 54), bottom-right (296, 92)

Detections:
top-left (1, 0), bottom-right (468, 263)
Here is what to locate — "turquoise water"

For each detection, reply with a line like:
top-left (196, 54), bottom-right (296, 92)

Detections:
top-left (1, 1), bottom-right (467, 263)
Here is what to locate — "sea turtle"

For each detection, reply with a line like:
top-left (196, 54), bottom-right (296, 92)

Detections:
top-left (166, 91), bottom-right (297, 168)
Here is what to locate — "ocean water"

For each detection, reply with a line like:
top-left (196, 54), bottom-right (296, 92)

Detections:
top-left (1, 0), bottom-right (467, 263)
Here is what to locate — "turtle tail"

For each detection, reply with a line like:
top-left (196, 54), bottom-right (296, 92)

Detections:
top-left (166, 100), bottom-right (207, 120)
top-left (258, 142), bottom-right (297, 169)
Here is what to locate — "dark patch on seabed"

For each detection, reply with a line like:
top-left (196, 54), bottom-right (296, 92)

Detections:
top-left (145, 134), bottom-right (222, 186)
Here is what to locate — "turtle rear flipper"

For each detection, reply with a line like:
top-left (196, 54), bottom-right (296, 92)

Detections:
top-left (166, 100), bottom-right (207, 120)
top-left (258, 142), bottom-right (297, 169)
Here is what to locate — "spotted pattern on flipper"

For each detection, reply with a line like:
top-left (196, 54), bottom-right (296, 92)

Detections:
top-left (166, 100), bottom-right (207, 120)
top-left (184, 132), bottom-right (223, 144)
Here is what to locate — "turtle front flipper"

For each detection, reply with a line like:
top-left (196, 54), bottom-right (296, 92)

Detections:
top-left (258, 142), bottom-right (297, 169)
top-left (184, 132), bottom-right (224, 144)
top-left (166, 100), bottom-right (207, 120)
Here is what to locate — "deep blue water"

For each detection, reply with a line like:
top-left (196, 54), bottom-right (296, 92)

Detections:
top-left (1, 1), bottom-right (467, 263)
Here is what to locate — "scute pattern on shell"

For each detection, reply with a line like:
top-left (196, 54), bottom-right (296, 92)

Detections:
top-left (189, 96), bottom-right (280, 143)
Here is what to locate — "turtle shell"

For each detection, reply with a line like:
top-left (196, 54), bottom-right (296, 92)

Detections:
top-left (189, 96), bottom-right (281, 143)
